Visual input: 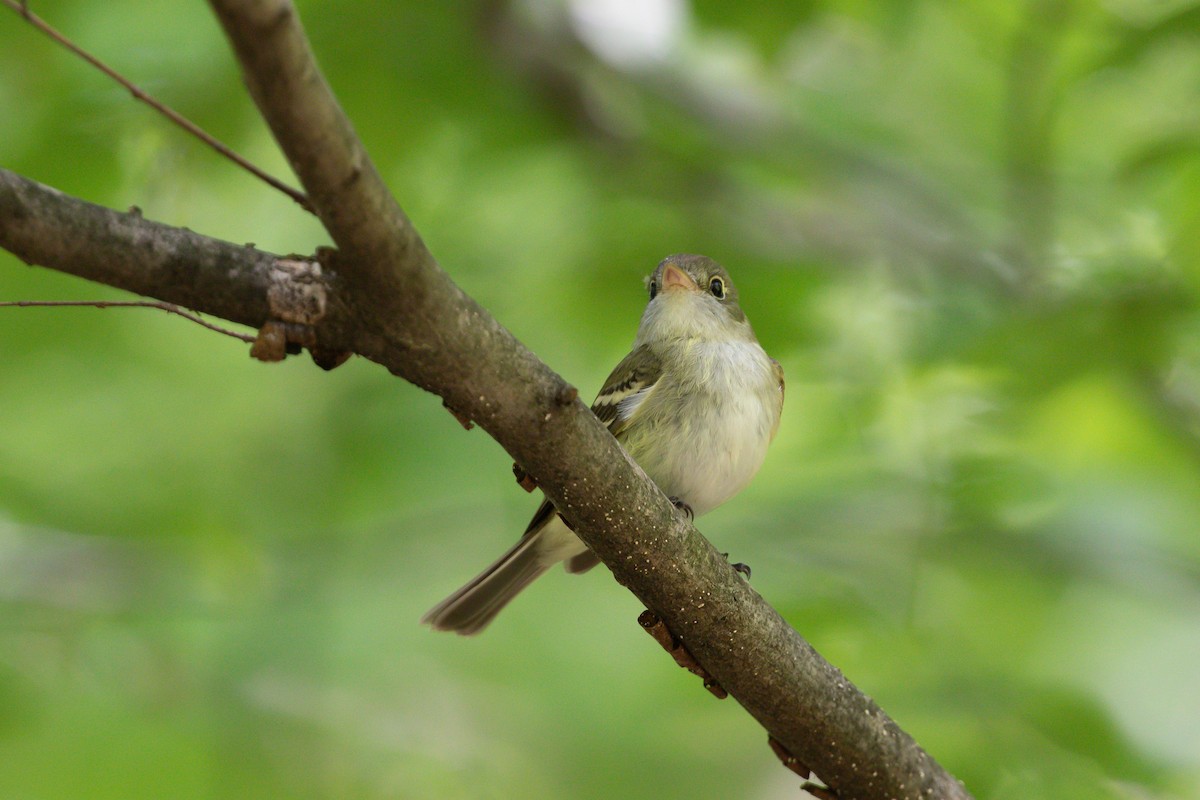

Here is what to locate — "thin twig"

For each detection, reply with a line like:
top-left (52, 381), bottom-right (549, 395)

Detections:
top-left (1, 0), bottom-right (313, 214)
top-left (0, 300), bottom-right (256, 343)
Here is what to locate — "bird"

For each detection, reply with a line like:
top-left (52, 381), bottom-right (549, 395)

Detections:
top-left (422, 254), bottom-right (784, 635)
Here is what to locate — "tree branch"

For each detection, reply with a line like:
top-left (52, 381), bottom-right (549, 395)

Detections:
top-left (0, 169), bottom-right (278, 328)
top-left (0, 2), bottom-right (973, 796)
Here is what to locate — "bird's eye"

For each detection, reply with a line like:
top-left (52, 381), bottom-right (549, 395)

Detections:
top-left (649, 280), bottom-right (659, 300)
top-left (709, 276), bottom-right (726, 299)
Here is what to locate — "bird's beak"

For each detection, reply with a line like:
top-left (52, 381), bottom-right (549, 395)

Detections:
top-left (662, 263), bottom-right (698, 293)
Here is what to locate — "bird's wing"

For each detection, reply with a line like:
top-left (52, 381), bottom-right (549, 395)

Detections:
top-left (511, 345), bottom-right (661, 542)
top-left (589, 344), bottom-right (663, 440)
top-left (770, 357), bottom-right (785, 441)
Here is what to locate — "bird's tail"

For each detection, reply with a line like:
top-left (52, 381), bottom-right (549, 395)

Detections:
top-left (423, 508), bottom-right (592, 635)
top-left (421, 529), bottom-right (554, 635)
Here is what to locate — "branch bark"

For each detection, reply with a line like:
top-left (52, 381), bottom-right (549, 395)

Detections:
top-left (0, 170), bottom-right (278, 328)
top-left (0, 2), bottom-right (973, 797)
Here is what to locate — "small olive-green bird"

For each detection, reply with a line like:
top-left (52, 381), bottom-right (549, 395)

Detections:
top-left (422, 254), bottom-right (784, 634)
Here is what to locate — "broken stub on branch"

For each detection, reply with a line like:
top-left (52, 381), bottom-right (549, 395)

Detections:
top-left (251, 257), bottom-right (327, 362)
top-left (638, 609), bottom-right (728, 699)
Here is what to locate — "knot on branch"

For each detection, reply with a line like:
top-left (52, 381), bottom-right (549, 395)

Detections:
top-left (512, 462), bottom-right (537, 492)
top-left (267, 257), bottom-right (326, 325)
top-left (443, 399), bottom-right (475, 430)
top-left (554, 382), bottom-right (578, 406)
top-left (251, 257), bottom-right (338, 363)
top-left (638, 609), bottom-right (727, 699)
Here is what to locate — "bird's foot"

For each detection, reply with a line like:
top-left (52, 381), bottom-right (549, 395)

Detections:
top-left (721, 552), bottom-right (752, 580)
top-left (668, 496), bottom-right (694, 520)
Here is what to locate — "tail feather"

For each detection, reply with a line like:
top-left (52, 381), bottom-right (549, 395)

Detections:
top-left (421, 532), bottom-right (551, 635)
top-left (422, 513), bottom-right (590, 635)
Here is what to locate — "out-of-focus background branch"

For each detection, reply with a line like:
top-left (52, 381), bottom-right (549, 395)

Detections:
top-left (1, 2), bottom-right (1198, 799)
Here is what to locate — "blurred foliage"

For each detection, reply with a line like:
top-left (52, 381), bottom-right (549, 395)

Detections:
top-left (2, 0), bottom-right (1199, 798)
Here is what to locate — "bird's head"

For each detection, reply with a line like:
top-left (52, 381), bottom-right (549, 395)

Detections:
top-left (637, 254), bottom-right (752, 345)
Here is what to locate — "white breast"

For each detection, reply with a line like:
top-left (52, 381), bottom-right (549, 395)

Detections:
top-left (620, 340), bottom-right (780, 517)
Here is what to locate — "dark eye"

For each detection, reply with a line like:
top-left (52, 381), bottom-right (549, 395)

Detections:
top-left (709, 276), bottom-right (726, 299)
top-left (649, 280), bottom-right (659, 300)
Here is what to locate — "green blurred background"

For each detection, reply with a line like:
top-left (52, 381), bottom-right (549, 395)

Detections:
top-left (2, 1), bottom-right (1199, 798)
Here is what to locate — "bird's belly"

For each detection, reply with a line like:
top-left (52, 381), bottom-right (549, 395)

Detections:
top-left (624, 367), bottom-right (776, 516)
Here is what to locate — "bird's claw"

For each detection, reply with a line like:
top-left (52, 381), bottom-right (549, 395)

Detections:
top-left (721, 552), bottom-right (752, 580)
top-left (668, 496), bottom-right (694, 520)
